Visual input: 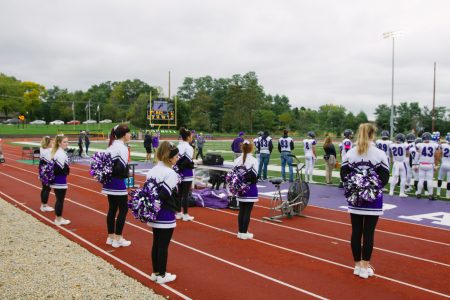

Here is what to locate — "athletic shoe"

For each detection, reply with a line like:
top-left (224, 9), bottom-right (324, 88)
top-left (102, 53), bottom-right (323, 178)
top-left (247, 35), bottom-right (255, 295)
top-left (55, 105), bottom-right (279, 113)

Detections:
top-left (150, 273), bottom-right (158, 281)
top-left (237, 232), bottom-right (249, 240)
top-left (429, 195), bottom-right (436, 201)
top-left (389, 192), bottom-right (394, 196)
top-left (182, 214), bottom-right (194, 222)
top-left (399, 193), bottom-right (408, 198)
top-left (175, 212), bottom-right (183, 220)
top-left (416, 193), bottom-right (422, 199)
top-left (40, 205), bottom-right (54, 212)
top-left (156, 273), bottom-right (176, 284)
top-left (353, 266), bottom-right (360, 276)
top-left (54, 218), bottom-right (71, 226)
top-left (359, 266), bottom-right (375, 279)
top-left (424, 191), bottom-right (429, 196)
top-left (246, 232), bottom-right (254, 239)
top-left (112, 238), bottom-right (131, 248)
top-left (106, 237), bottom-right (114, 245)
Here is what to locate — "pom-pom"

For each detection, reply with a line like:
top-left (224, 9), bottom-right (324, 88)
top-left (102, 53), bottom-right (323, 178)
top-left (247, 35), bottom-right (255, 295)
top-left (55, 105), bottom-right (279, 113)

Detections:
top-left (344, 165), bottom-right (383, 206)
top-left (128, 178), bottom-right (162, 223)
top-left (89, 152), bottom-right (113, 184)
top-left (39, 160), bottom-right (55, 186)
top-left (226, 166), bottom-right (250, 196)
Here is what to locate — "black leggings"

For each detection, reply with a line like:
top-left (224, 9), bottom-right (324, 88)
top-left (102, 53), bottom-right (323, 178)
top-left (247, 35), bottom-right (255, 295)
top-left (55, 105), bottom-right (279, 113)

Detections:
top-left (54, 188), bottom-right (67, 217)
top-left (152, 227), bottom-right (174, 276)
top-left (350, 214), bottom-right (379, 261)
top-left (107, 194), bottom-right (129, 235)
top-left (41, 183), bottom-right (51, 205)
top-left (238, 202), bottom-right (254, 233)
top-left (177, 181), bottom-right (192, 214)
top-left (196, 147), bottom-right (204, 160)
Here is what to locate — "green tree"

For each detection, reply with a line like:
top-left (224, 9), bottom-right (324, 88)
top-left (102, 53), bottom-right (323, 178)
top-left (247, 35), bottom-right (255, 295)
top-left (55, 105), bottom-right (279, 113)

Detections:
top-left (0, 73), bottom-right (22, 118)
top-left (374, 104), bottom-right (392, 131)
top-left (395, 102), bottom-right (422, 133)
top-left (190, 90), bottom-right (213, 131)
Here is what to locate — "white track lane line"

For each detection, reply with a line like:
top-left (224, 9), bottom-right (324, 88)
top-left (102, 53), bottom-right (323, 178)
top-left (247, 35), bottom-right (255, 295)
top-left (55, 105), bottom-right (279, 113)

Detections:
top-left (0, 171), bottom-right (329, 300)
top-left (1, 169), bottom-right (449, 299)
top-left (0, 190), bottom-right (191, 300)
top-left (4, 162), bottom-right (449, 265)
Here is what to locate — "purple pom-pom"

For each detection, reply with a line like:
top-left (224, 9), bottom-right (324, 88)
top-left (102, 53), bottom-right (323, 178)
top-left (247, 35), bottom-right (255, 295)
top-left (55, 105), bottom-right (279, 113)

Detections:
top-left (39, 160), bottom-right (55, 186)
top-left (226, 166), bottom-right (250, 196)
top-left (128, 178), bottom-right (162, 223)
top-left (344, 164), bottom-right (383, 206)
top-left (89, 152), bottom-right (113, 184)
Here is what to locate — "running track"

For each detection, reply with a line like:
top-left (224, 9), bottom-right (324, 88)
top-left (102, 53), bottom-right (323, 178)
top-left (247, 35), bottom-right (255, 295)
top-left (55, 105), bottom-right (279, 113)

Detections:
top-left (0, 143), bottom-right (449, 299)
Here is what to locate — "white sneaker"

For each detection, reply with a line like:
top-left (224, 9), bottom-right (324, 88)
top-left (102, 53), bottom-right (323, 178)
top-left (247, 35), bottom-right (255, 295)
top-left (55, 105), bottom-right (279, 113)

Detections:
top-left (156, 273), bottom-right (176, 284)
top-left (112, 238), bottom-right (131, 248)
top-left (106, 237), bottom-right (114, 245)
top-left (40, 205), bottom-right (54, 212)
top-left (353, 265), bottom-right (360, 276)
top-left (175, 212), bottom-right (183, 220)
top-left (150, 273), bottom-right (158, 281)
top-left (389, 191), bottom-right (394, 196)
top-left (399, 193), bottom-right (408, 198)
top-left (424, 191), bottom-right (429, 196)
top-left (237, 232), bottom-right (249, 240)
top-left (246, 232), bottom-right (254, 239)
top-left (54, 218), bottom-right (71, 226)
top-left (182, 214), bottom-right (194, 222)
top-left (359, 266), bottom-right (375, 279)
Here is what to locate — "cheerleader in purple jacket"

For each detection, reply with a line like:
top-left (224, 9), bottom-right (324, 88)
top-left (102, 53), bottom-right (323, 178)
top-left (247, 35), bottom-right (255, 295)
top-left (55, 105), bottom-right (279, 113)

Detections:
top-left (50, 134), bottom-right (71, 226)
top-left (146, 141), bottom-right (180, 284)
top-left (102, 125), bottom-right (132, 248)
top-left (234, 140), bottom-right (259, 240)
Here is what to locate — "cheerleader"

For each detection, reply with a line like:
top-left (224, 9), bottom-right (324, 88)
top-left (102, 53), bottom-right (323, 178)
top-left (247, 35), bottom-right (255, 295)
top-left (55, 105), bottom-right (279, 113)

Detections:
top-left (437, 133), bottom-right (450, 198)
top-left (146, 141), bottom-right (180, 284)
top-left (102, 125), bottom-right (132, 247)
top-left (303, 131), bottom-right (316, 183)
top-left (389, 134), bottom-right (409, 197)
top-left (415, 132), bottom-right (440, 200)
top-left (39, 136), bottom-right (54, 212)
top-left (341, 123), bottom-right (390, 279)
top-left (50, 134), bottom-right (71, 226)
top-left (176, 127), bottom-right (195, 221)
top-left (234, 140), bottom-right (259, 240)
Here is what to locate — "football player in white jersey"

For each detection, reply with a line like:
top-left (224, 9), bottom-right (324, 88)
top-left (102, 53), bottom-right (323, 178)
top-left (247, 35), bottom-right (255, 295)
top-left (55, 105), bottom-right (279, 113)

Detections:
top-left (437, 133), bottom-right (450, 198)
top-left (415, 132), bottom-right (440, 200)
top-left (405, 133), bottom-right (416, 192)
top-left (303, 131), bottom-right (317, 183)
top-left (253, 131), bottom-right (263, 163)
top-left (376, 130), bottom-right (392, 166)
top-left (338, 129), bottom-right (353, 188)
top-left (389, 134), bottom-right (409, 197)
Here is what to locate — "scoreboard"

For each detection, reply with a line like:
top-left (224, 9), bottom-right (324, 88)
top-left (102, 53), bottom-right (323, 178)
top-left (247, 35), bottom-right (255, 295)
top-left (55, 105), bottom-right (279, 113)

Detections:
top-left (147, 98), bottom-right (176, 126)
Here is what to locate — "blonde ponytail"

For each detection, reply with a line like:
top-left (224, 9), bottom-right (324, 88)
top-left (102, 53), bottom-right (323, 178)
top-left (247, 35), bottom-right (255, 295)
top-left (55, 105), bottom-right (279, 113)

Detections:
top-left (356, 123), bottom-right (377, 155)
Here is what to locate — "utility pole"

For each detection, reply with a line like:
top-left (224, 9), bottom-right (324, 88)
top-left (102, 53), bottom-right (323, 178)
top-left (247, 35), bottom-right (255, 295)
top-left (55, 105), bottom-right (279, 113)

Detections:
top-left (432, 62), bottom-right (436, 132)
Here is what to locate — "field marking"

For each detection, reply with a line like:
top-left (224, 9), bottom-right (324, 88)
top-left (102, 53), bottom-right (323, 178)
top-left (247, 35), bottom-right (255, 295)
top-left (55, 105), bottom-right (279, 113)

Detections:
top-left (1, 167), bottom-right (450, 298)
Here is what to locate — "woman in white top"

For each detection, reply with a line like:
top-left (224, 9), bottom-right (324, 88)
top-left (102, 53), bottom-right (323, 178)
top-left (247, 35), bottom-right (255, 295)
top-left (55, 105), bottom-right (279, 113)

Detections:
top-left (103, 125), bottom-right (132, 248)
top-left (233, 140), bottom-right (259, 240)
top-left (39, 136), bottom-right (54, 212)
top-left (50, 134), bottom-right (71, 226)
top-left (146, 141), bottom-right (180, 284)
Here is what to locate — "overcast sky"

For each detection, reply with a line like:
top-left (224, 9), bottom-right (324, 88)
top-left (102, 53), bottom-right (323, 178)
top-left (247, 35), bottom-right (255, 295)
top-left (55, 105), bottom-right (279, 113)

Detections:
top-left (1, 0), bottom-right (449, 119)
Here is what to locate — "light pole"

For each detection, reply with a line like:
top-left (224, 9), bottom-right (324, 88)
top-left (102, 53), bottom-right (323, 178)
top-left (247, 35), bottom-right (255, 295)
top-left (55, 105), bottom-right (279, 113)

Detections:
top-left (383, 31), bottom-right (402, 139)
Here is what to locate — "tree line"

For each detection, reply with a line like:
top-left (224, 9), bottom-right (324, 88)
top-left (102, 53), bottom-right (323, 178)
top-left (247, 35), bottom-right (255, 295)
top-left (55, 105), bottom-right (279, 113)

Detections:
top-left (0, 72), bottom-right (448, 136)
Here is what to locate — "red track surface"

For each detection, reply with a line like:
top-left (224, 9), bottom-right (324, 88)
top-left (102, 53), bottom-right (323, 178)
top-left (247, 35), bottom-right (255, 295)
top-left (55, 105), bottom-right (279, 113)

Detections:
top-left (1, 142), bottom-right (449, 300)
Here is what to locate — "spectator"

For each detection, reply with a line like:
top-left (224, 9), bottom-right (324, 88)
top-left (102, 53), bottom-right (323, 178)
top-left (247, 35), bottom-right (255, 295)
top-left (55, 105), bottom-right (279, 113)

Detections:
top-left (144, 131), bottom-right (153, 163)
top-left (253, 131), bottom-right (263, 163)
top-left (84, 131), bottom-right (90, 156)
top-left (231, 132), bottom-right (245, 159)
top-left (77, 131), bottom-right (84, 157)
top-left (323, 136), bottom-right (337, 184)
top-left (196, 132), bottom-right (206, 160)
top-left (257, 130), bottom-right (273, 181)
top-left (152, 131), bottom-right (160, 163)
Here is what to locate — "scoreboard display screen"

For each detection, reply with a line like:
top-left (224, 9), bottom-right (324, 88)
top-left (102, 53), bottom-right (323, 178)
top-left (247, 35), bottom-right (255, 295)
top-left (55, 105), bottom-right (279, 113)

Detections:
top-left (148, 98), bottom-right (175, 122)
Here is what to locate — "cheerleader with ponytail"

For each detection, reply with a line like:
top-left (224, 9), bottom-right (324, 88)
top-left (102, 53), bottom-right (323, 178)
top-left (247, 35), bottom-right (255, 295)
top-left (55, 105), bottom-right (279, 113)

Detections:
top-left (39, 136), bottom-right (54, 212)
top-left (102, 124), bottom-right (132, 248)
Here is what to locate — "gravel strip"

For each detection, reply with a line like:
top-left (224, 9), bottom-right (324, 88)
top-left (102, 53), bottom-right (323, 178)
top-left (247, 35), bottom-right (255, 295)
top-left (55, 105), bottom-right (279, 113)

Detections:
top-left (0, 198), bottom-right (165, 300)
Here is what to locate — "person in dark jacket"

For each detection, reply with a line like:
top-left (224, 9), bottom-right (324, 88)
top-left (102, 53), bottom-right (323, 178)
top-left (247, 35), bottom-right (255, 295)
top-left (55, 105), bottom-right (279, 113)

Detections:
top-left (84, 132), bottom-right (90, 156)
top-left (340, 123), bottom-right (389, 279)
top-left (323, 136), bottom-right (337, 184)
top-left (257, 131), bottom-right (273, 181)
top-left (231, 132), bottom-right (245, 159)
top-left (144, 131), bottom-right (153, 163)
top-left (78, 131), bottom-right (84, 157)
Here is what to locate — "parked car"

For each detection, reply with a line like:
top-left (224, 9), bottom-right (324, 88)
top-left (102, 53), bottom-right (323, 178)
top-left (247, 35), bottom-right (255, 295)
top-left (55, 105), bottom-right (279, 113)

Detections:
top-left (99, 119), bottom-right (112, 124)
top-left (3, 118), bottom-right (19, 124)
top-left (67, 120), bottom-right (81, 125)
top-left (83, 119), bottom-right (97, 124)
top-left (49, 120), bottom-right (65, 125)
top-left (29, 120), bottom-right (46, 125)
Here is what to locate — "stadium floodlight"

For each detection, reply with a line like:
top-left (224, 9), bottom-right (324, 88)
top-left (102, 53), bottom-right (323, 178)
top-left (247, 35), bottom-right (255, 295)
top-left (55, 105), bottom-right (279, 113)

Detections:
top-left (383, 30), bottom-right (403, 139)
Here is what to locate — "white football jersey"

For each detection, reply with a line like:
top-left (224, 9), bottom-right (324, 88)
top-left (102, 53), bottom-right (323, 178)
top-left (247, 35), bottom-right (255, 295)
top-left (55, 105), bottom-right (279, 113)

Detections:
top-left (389, 143), bottom-right (408, 163)
top-left (303, 139), bottom-right (316, 157)
top-left (376, 139), bottom-right (392, 158)
top-left (440, 143), bottom-right (450, 164)
top-left (416, 142), bottom-right (439, 164)
top-left (407, 143), bottom-right (419, 165)
top-left (340, 138), bottom-right (353, 160)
